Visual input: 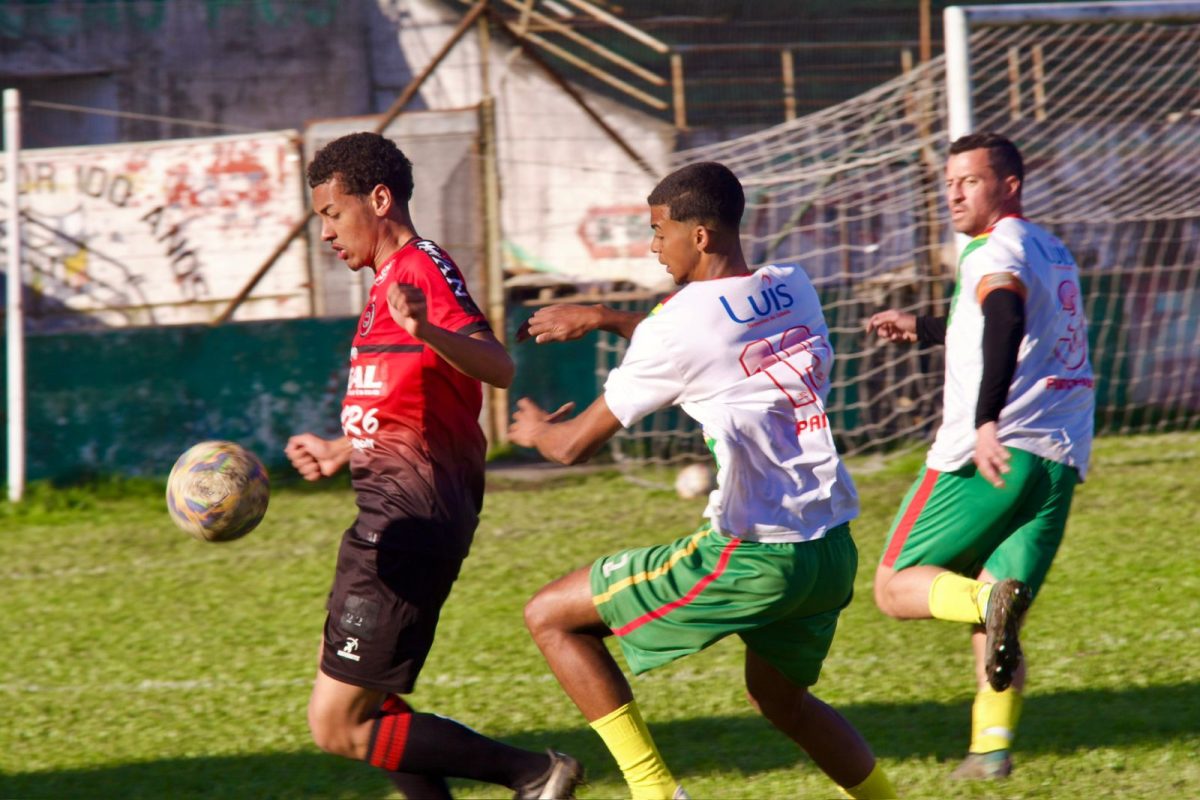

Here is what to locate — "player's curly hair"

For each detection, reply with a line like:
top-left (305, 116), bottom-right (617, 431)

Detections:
top-left (306, 132), bottom-right (414, 202)
top-left (950, 131), bottom-right (1024, 186)
top-left (647, 161), bottom-right (745, 230)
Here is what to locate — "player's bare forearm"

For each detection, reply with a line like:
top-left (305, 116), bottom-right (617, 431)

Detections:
top-left (517, 304), bottom-right (646, 343)
top-left (419, 327), bottom-right (515, 388)
top-left (508, 396), bottom-right (623, 465)
top-left (285, 433), bottom-right (352, 480)
top-left (600, 306), bottom-right (647, 340)
top-left (864, 309), bottom-right (918, 343)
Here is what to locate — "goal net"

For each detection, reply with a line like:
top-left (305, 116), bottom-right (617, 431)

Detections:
top-left (604, 2), bottom-right (1200, 464)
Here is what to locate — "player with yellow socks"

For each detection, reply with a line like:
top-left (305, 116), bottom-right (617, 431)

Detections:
top-left (868, 133), bottom-right (1093, 780)
top-left (513, 162), bottom-right (896, 798)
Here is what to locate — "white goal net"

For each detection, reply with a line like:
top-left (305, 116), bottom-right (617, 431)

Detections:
top-left (604, 2), bottom-right (1200, 463)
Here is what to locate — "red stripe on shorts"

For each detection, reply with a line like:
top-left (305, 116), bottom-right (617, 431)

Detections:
top-left (881, 468), bottom-right (940, 568)
top-left (612, 537), bottom-right (742, 637)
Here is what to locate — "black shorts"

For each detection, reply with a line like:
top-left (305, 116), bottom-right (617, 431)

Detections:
top-left (320, 524), bottom-right (463, 694)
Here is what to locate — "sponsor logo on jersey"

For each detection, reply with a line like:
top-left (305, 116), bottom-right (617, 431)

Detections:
top-left (347, 364), bottom-right (386, 396)
top-left (719, 283), bottom-right (794, 324)
top-left (1045, 377), bottom-right (1094, 390)
top-left (1053, 280), bottom-right (1088, 369)
top-left (373, 262), bottom-right (392, 286)
top-left (795, 412), bottom-right (828, 434)
top-left (359, 301), bottom-right (376, 337)
top-left (1031, 236), bottom-right (1075, 266)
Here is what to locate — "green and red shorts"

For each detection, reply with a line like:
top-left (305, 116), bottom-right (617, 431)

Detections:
top-left (880, 447), bottom-right (1078, 594)
top-left (590, 522), bottom-right (856, 687)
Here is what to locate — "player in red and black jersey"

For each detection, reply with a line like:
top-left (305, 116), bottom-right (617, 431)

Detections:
top-left (285, 133), bottom-right (582, 800)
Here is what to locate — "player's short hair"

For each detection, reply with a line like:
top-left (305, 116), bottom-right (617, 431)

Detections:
top-left (307, 132), bottom-right (414, 203)
top-left (647, 161), bottom-right (745, 230)
top-left (949, 131), bottom-right (1024, 185)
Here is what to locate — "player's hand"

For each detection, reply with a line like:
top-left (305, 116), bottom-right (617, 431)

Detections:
top-left (285, 433), bottom-right (342, 481)
top-left (973, 421), bottom-right (1011, 489)
top-left (508, 397), bottom-right (575, 447)
top-left (865, 309), bottom-right (918, 343)
top-left (387, 283), bottom-right (429, 339)
top-left (516, 304), bottom-right (604, 343)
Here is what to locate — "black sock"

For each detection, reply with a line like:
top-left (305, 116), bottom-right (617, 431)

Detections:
top-left (399, 712), bottom-right (550, 788)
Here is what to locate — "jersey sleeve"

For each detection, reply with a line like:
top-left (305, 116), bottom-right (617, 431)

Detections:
top-left (972, 229), bottom-right (1030, 304)
top-left (603, 314), bottom-right (686, 427)
top-left (405, 245), bottom-right (491, 336)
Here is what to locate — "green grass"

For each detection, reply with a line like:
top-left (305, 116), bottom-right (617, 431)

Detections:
top-left (1, 432), bottom-right (1198, 799)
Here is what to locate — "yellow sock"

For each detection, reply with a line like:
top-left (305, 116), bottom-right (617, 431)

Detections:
top-left (970, 685), bottom-right (1023, 753)
top-left (837, 762), bottom-right (898, 799)
top-left (590, 701), bottom-right (677, 800)
top-left (928, 572), bottom-right (990, 623)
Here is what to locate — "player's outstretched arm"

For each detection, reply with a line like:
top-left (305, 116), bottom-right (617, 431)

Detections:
top-left (387, 282), bottom-right (515, 388)
top-left (285, 433), bottom-right (352, 481)
top-left (864, 309), bottom-right (919, 343)
top-left (516, 303), bottom-right (646, 344)
top-left (508, 395), bottom-right (623, 465)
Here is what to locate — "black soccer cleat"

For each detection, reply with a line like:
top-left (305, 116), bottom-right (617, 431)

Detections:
top-left (513, 750), bottom-right (586, 800)
top-left (984, 579), bottom-right (1033, 692)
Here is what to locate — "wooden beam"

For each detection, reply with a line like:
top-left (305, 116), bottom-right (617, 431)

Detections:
top-left (523, 29), bottom-right (667, 109)
top-left (497, 0), bottom-right (666, 87)
top-left (556, 0), bottom-right (671, 54)
top-left (781, 49), bottom-right (796, 122)
top-left (213, 1), bottom-right (489, 325)
top-left (487, 5), bottom-right (658, 178)
top-left (671, 53), bottom-right (687, 130)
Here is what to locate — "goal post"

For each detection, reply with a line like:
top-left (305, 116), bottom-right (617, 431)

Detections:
top-left (945, 2), bottom-right (1200, 139)
top-left (603, 1), bottom-right (1200, 465)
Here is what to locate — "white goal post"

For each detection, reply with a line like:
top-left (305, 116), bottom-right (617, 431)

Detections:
top-left (603, 1), bottom-right (1200, 464)
top-left (945, 1), bottom-right (1200, 137)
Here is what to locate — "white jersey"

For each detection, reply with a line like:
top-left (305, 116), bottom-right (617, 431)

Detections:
top-left (929, 216), bottom-right (1095, 478)
top-left (604, 265), bottom-right (859, 543)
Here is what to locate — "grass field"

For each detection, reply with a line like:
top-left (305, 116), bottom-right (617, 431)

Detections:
top-left (1, 431), bottom-right (1198, 799)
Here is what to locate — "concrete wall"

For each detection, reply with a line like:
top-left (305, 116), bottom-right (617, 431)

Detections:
top-left (0, 0), bottom-right (397, 147)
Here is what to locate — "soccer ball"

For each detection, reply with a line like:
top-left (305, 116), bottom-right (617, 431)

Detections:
top-left (166, 440), bottom-right (270, 542)
top-left (674, 462), bottom-right (715, 499)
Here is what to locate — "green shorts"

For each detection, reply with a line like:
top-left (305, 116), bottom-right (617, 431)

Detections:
top-left (880, 447), bottom-right (1078, 594)
top-left (590, 522), bottom-right (857, 687)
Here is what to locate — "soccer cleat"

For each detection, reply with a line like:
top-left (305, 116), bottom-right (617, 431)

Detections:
top-left (513, 750), bottom-right (586, 800)
top-left (673, 786), bottom-right (692, 800)
top-left (984, 579), bottom-right (1032, 692)
top-left (950, 750), bottom-right (1013, 780)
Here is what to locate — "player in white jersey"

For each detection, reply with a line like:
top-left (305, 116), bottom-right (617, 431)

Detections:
top-left (509, 162), bottom-right (896, 800)
top-left (866, 132), bottom-right (1095, 780)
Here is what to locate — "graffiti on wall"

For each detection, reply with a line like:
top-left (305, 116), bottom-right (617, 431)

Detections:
top-left (0, 131), bottom-right (310, 329)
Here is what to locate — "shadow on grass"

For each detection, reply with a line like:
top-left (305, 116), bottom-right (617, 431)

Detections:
top-left (4, 683), bottom-right (1196, 798)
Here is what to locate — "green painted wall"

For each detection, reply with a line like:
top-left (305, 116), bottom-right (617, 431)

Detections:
top-left (1, 318), bottom-right (353, 483)
top-left (0, 313), bottom-right (599, 485)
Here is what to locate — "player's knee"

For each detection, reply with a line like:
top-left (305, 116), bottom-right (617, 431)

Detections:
top-left (523, 590), bottom-right (551, 638)
top-left (872, 570), bottom-right (901, 618)
top-left (307, 700), bottom-right (355, 758)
